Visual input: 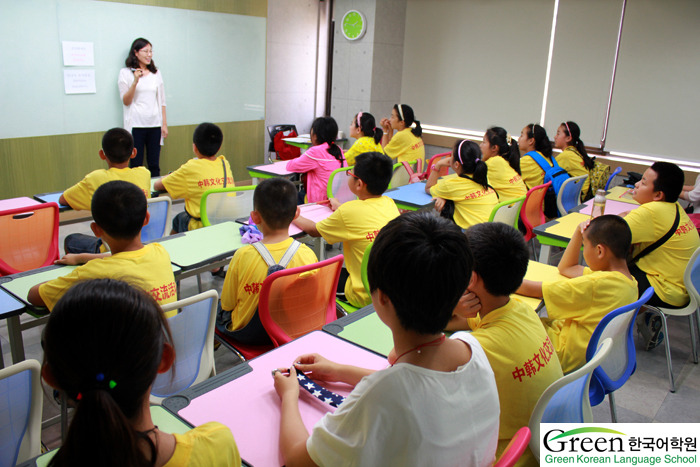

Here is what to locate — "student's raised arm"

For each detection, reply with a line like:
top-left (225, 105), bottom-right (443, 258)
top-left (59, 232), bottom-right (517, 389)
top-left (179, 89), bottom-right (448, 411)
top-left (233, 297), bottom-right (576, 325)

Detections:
top-left (557, 220), bottom-right (587, 278)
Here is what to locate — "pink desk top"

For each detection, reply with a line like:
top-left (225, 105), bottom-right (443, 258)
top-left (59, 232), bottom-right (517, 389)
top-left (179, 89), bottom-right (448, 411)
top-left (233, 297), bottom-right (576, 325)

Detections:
top-left (178, 331), bottom-right (388, 466)
top-left (0, 197), bottom-right (42, 211)
top-left (577, 199), bottom-right (639, 216)
top-left (247, 160), bottom-right (295, 176)
top-left (289, 204), bottom-right (333, 236)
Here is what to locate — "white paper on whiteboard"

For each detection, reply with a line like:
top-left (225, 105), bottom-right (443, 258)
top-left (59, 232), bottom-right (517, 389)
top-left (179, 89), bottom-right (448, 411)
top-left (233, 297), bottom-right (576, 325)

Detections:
top-left (64, 69), bottom-right (96, 94)
top-left (62, 41), bottom-right (94, 66)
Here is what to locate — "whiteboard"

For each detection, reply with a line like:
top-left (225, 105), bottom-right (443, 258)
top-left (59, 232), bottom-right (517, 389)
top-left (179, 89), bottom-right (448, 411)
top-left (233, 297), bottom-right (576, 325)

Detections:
top-left (0, 0), bottom-right (266, 139)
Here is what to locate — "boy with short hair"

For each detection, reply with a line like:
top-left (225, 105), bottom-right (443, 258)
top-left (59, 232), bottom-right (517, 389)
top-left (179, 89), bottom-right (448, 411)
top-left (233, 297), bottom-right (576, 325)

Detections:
top-left (154, 122), bottom-right (234, 233)
top-left (61, 128), bottom-right (151, 254)
top-left (28, 181), bottom-right (177, 313)
top-left (454, 222), bottom-right (562, 467)
top-left (218, 178), bottom-right (317, 345)
top-left (623, 162), bottom-right (700, 348)
top-left (517, 215), bottom-right (638, 372)
top-left (274, 212), bottom-right (500, 466)
top-left (293, 152), bottom-right (400, 308)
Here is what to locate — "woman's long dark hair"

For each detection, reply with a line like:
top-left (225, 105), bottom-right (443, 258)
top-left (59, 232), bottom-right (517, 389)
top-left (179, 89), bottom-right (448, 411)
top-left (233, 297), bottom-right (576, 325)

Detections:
top-left (125, 38), bottom-right (158, 74)
top-left (312, 116), bottom-right (344, 167)
top-left (561, 121), bottom-right (594, 170)
top-left (485, 126), bottom-right (521, 174)
top-left (44, 279), bottom-right (173, 467)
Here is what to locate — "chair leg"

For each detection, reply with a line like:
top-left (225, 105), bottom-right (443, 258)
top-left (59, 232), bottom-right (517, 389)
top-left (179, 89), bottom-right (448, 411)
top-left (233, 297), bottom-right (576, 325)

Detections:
top-left (197, 274), bottom-right (203, 293)
top-left (658, 311), bottom-right (675, 392)
top-left (689, 314), bottom-right (699, 364)
top-left (608, 392), bottom-right (618, 423)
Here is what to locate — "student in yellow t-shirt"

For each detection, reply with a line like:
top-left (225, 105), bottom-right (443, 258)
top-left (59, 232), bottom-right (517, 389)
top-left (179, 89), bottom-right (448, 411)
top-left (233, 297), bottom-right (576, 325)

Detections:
top-left (293, 152), bottom-right (400, 308)
top-left (518, 123), bottom-right (554, 190)
top-left (154, 122), bottom-right (233, 233)
top-left (553, 121), bottom-right (594, 200)
top-left (622, 162), bottom-right (700, 349)
top-left (218, 178), bottom-right (317, 345)
top-left (62, 128), bottom-right (151, 254)
top-left (28, 181), bottom-right (177, 314)
top-left (518, 215), bottom-right (638, 372)
top-left (42, 279), bottom-right (240, 466)
top-left (480, 126), bottom-right (527, 202)
top-left (426, 139), bottom-right (498, 229)
top-left (447, 222), bottom-right (562, 467)
top-left (379, 104), bottom-right (425, 164)
top-left (343, 111), bottom-right (383, 166)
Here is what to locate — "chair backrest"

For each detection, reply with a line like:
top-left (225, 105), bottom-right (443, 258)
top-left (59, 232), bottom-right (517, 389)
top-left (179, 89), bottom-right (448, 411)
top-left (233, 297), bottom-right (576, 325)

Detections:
top-left (0, 203), bottom-right (59, 275)
top-left (259, 255), bottom-right (344, 346)
top-left (422, 152), bottom-right (451, 179)
top-left (586, 287), bottom-right (654, 406)
top-left (0, 359), bottom-right (42, 466)
top-left (141, 196), bottom-right (171, 242)
top-left (361, 242), bottom-right (372, 296)
top-left (556, 174), bottom-right (588, 216)
top-left (200, 186), bottom-right (256, 227)
top-left (388, 162), bottom-right (411, 189)
top-left (151, 290), bottom-right (218, 402)
top-left (604, 166), bottom-right (623, 191)
top-left (489, 196), bottom-right (526, 229)
top-left (493, 427), bottom-right (532, 467)
top-left (327, 166), bottom-right (357, 204)
top-left (528, 338), bottom-right (612, 460)
top-left (683, 247), bottom-right (700, 309)
top-left (520, 182), bottom-right (551, 241)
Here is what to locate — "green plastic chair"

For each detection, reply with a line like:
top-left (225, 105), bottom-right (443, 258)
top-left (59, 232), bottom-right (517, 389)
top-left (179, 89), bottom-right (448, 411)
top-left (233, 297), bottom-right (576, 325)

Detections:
top-left (200, 186), bottom-right (256, 227)
top-left (335, 243), bottom-right (372, 314)
top-left (488, 195), bottom-right (526, 230)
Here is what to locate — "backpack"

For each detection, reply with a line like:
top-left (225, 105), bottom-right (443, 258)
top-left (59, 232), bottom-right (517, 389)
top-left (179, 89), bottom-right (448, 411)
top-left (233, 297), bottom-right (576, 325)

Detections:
top-left (272, 130), bottom-right (302, 161)
top-left (252, 240), bottom-right (301, 276)
top-left (588, 157), bottom-right (611, 199)
top-left (527, 151), bottom-right (570, 218)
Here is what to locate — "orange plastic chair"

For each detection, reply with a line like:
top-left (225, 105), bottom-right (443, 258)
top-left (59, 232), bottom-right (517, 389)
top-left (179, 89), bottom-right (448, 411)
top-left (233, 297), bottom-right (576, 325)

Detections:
top-left (216, 255), bottom-right (344, 359)
top-left (493, 427), bottom-right (532, 467)
top-left (520, 182), bottom-right (551, 242)
top-left (0, 203), bottom-right (59, 275)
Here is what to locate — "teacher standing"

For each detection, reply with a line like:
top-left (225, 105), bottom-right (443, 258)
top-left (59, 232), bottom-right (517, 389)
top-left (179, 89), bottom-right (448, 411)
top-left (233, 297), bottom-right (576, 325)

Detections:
top-left (118, 38), bottom-right (167, 177)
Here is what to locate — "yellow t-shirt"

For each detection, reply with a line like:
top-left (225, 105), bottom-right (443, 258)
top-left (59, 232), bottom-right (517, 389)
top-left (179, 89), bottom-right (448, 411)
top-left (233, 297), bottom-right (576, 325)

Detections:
top-left (520, 151), bottom-right (552, 190)
top-left (485, 156), bottom-right (527, 202)
top-left (429, 176), bottom-right (498, 229)
top-left (221, 238), bottom-right (317, 331)
top-left (625, 201), bottom-right (700, 306)
top-left (383, 128), bottom-right (425, 164)
top-left (542, 268), bottom-right (638, 373)
top-left (161, 155), bottom-right (234, 230)
top-left (316, 196), bottom-right (400, 307)
top-left (467, 298), bottom-right (563, 467)
top-left (556, 147), bottom-right (590, 199)
top-left (38, 243), bottom-right (177, 313)
top-left (163, 422), bottom-right (240, 467)
top-left (62, 166), bottom-right (151, 211)
top-left (344, 136), bottom-right (383, 166)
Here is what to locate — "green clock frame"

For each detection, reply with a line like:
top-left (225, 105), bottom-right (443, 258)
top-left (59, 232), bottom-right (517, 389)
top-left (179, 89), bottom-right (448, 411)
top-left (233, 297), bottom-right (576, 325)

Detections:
top-left (341, 10), bottom-right (366, 41)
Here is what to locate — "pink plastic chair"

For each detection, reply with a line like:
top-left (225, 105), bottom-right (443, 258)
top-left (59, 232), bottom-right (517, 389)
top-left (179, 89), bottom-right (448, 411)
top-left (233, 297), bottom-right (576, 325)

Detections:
top-left (420, 152), bottom-right (451, 180)
top-left (493, 427), bottom-right (531, 467)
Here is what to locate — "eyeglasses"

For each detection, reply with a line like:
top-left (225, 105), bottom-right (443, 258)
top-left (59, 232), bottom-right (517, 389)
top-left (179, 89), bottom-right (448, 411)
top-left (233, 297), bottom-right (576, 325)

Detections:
top-left (347, 170), bottom-right (360, 180)
top-left (138, 49), bottom-right (153, 55)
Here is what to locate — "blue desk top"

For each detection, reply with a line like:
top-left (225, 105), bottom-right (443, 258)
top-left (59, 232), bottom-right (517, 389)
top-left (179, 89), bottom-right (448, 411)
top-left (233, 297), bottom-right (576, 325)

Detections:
top-left (0, 286), bottom-right (25, 319)
top-left (384, 181), bottom-right (434, 210)
top-left (33, 192), bottom-right (71, 211)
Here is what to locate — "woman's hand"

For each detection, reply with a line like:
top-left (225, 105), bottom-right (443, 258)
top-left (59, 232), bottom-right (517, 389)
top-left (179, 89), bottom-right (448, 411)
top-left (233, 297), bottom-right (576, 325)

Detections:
top-left (293, 353), bottom-right (341, 383)
top-left (161, 124), bottom-right (168, 139)
top-left (273, 366), bottom-right (300, 401)
top-left (132, 68), bottom-right (143, 83)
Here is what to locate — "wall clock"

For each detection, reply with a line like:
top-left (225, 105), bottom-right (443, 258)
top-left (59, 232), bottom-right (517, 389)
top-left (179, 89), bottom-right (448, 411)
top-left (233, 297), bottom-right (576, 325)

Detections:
top-left (341, 10), bottom-right (366, 41)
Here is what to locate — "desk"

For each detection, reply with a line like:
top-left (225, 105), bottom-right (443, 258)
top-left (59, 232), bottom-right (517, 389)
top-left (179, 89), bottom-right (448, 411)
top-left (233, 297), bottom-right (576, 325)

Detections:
top-left (533, 212), bottom-right (590, 263)
top-left (0, 288), bottom-right (26, 368)
top-left (575, 198), bottom-right (639, 216)
top-left (157, 222), bottom-right (242, 281)
top-left (246, 160), bottom-right (295, 183)
top-left (163, 331), bottom-right (387, 467)
top-left (384, 181), bottom-right (434, 211)
top-left (518, 260), bottom-right (567, 309)
top-left (606, 186), bottom-right (639, 205)
top-left (282, 135), bottom-right (348, 150)
top-left (0, 197), bottom-right (43, 211)
top-left (323, 304), bottom-right (393, 357)
top-left (290, 203), bottom-right (333, 236)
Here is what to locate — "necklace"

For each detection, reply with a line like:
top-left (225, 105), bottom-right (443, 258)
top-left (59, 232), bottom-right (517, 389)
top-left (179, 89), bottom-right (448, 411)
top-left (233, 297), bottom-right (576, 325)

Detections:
top-left (389, 334), bottom-right (446, 366)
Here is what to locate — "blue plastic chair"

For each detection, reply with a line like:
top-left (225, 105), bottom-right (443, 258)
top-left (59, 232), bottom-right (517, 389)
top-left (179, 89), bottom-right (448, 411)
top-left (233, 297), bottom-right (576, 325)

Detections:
top-left (556, 174), bottom-right (588, 216)
top-left (151, 290), bottom-right (218, 403)
top-left (604, 166), bottom-right (622, 191)
top-left (0, 359), bottom-right (42, 467)
top-left (141, 197), bottom-right (171, 242)
top-left (586, 287), bottom-right (654, 421)
top-left (528, 338), bottom-right (612, 461)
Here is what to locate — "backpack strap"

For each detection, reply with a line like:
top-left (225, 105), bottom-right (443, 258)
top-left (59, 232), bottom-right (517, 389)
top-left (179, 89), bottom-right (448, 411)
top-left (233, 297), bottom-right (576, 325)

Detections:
top-left (632, 204), bottom-right (681, 263)
top-left (252, 240), bottom-right (301, 268)
top-left (222, 158), bottom-right (227, 188)
top-left (526, 151), bottom-right (562, 171)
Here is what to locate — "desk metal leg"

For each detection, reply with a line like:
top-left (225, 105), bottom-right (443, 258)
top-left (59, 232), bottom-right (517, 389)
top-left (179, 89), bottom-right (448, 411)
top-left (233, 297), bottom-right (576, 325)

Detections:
top-left (538, 244), bottom-right (551, 264)
top-left (7, 315), bottom-right (26, 364)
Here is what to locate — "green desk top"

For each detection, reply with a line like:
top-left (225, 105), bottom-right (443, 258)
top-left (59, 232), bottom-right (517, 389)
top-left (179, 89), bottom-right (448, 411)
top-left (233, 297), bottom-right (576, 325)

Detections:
top-left (158, 222), bottom-right (243, 270)
top-left (0, 265), bottom-right (77, 306)
top-left (323, 304), bottom-right (393, 357)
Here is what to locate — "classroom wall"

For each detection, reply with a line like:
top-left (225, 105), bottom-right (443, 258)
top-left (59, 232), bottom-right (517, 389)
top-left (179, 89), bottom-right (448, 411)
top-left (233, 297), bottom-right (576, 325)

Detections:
top-left (0, 0), bottom-right (266, 199)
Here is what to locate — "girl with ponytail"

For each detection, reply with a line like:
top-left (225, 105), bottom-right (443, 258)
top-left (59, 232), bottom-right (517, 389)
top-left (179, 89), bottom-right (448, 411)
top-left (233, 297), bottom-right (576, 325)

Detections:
top-left (42, 279), bottom-right (239, 467)
top-left (425, 139), bottom-right (498, 229)
top-left (518, 123), bottom-right (554, 190)
top-left (344, 111), bottom-right (384, 166)
top-left (480, 126), bottom-right (527, 201)
top-left (380, 104), bottom-right (425, 164)
top-left (287, 116), bottom-right (345, 203)
top-left (554, 121), bottom-right (594, 200)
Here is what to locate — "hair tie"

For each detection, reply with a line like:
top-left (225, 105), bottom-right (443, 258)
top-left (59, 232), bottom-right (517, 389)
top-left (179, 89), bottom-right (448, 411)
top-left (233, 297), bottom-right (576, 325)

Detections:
top-left (397, 104), bottom-right (405, 121)
top-left (475, 158), bottom-right (481, 163)
top-left (410, 122), bottom-right (417, 128)
top-left (505, 134), bottom-right (512, 145)
top-left (357, 111), bottom-right (363, 128)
